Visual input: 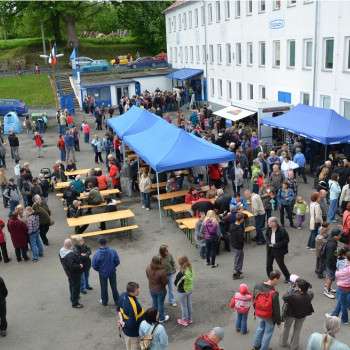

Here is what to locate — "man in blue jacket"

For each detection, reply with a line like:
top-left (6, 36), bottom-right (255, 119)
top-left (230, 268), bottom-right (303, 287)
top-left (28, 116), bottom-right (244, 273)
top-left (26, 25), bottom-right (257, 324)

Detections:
top-left (293, 148), bottom-right (307, 184)
top-left (92, 238), bottom-right (120, 306)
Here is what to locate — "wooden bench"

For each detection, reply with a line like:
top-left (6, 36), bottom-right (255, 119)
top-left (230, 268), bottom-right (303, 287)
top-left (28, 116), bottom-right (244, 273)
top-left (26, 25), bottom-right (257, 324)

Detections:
top-left (63, 201), bottom-right (122, 211)
top-left (71, 224), bottom-right (139, 240)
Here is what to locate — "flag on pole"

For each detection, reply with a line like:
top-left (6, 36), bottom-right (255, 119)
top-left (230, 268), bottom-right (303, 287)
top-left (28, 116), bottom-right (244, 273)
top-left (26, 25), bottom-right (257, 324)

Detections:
top-left (70, 48), bottom-right (77, 61)
top-left (48, 44), bottom-right (57, 65)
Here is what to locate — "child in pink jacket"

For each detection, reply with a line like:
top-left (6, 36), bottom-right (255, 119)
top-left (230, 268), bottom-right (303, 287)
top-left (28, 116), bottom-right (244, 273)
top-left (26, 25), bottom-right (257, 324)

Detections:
top-left (229, 283), bottom-right (252, 334)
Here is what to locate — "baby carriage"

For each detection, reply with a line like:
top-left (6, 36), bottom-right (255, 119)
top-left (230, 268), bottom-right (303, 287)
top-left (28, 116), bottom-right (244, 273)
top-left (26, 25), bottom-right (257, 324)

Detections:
top-left (39, 167), bottom-right (54, 192)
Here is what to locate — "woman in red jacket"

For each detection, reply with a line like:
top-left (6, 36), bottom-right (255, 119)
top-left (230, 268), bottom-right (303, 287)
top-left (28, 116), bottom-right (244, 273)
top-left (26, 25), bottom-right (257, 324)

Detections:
top-left (7, 213), bottom-right (28, 262)
top-left (342, 202), bottom-right (350, 245)
top-left (208, 164), bottom-right (222, 189)
top-left (109, 160), bottom-right (120, 190)
top-left (33, 132), bottom-right (43, 158)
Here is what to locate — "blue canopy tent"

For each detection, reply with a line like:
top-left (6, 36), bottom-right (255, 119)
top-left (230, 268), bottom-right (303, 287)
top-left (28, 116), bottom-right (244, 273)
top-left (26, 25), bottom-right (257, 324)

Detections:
top-left (166, 68), bottom-right (203, 81)
top-left (260, 104), bottom-right (350, 145)
top-left (123, 109), bottom-right (234, 221)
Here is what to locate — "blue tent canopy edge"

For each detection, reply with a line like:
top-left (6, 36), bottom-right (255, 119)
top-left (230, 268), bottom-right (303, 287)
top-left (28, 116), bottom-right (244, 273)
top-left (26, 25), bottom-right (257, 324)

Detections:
top-left (166, 68), bottom-right (203, 81)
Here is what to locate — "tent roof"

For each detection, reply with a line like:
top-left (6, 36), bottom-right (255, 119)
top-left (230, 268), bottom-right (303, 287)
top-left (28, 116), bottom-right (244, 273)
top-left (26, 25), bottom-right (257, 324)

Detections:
top-left (123, 110), bottom-right (234, 172)
top-left (106, 106), bottom-right (158, 138)
top-left (260, 104), bottom-right (350, 145)
top-left (167, 68), bottom-right (203, 81)
top-left (214, 105), bottom-right (255, 122)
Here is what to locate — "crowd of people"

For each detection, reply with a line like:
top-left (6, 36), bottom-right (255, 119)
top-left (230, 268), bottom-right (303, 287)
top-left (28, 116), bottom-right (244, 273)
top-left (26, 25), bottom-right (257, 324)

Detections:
top-left (1, 96), bottom-right (350, 350)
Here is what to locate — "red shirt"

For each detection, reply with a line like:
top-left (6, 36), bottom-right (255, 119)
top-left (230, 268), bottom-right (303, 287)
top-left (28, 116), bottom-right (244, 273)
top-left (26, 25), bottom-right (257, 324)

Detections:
top-left (208, 165), bottom-right (221, 180)
top-left (66, 115), bottom-right (74, 125)
top-left (34, 134), bottom-right (43, 147)
top-left (109, 164), bottom-right (120, 186)
top-left (57, 138), bottom-right (65, 150)
top-left (343, 210), bottom-right (350, 236)
top-left (97, 175), bottom-right (108, 190)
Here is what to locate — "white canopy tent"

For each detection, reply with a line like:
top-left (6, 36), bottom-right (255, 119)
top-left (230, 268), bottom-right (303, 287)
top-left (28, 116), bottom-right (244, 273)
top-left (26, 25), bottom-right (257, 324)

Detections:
top-left (213, 105), bottom-right (255, 122)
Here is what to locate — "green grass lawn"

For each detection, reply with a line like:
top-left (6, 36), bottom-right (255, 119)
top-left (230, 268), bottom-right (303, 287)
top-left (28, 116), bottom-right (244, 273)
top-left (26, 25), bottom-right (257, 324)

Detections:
top-left (0, 74), bottom-right (55, 107)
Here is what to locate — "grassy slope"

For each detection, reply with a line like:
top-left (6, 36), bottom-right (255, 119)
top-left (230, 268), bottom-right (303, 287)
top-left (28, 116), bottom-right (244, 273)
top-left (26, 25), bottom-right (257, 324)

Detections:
top-left (0, 74), bottom-right (55, 107)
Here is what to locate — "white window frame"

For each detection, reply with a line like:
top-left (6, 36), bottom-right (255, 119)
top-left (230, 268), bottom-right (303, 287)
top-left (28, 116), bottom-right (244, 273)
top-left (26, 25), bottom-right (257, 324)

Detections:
top-left (210, 78), bottom-right (215, 97)
top-left (236, 82), bottom-right (242, 100)
top-left (224, 0), bottom-right (231, 20)
top-left (247, 83), bottom-right (254, 100)
top-left (217, 44), bottom-right (222, 65)
top-left (259, 41), bottom-right (266, 67)
top-left (227, 80), bottom-right (232, 101)
top-left (202, 45), bottom-right (207, 63)
top-left (196, 45), bottom-right (200, 63)
top-left (209, 44), bottom-right (214, 64)
top-left (178, 14), bottom-right (182, 30)
top-left (226, 43), bottom-right (232, 65)
top-left (246, 0), bottom-right (253, 15)
top-left (188, 11), bottom-right (192, 28)
top-left (167, 18), bottom-right (171, 33)
top-left (320, 95), bottom-right (331, 109)
top-left (247, 42), bottom-right (253, 66)
top-left (300, 92), bottom-right (310, 105)
top-left (287, 0), bottom-right (297, 7)
top-left (183, 13), bottom-right (187, 30)
top-left (173, 16), bottom-right (176, 31)
top-left (235, 0), bottom-right (241, 17)
top-left (218, 79), bottom-right (223, 98)
top-left (273, 40), bottom-right (281, 68)
top-left (273, 0), bottom-right (281, 10)
top-left (201, 5), bottom-right (205, 26)
top-left (190, 46), bottom-right (194, 63)
top-left (208, 3), bottom-right (213, 24)
top-left (236, 43), bottom-right (242, 65)
top-left (174, 47), bottom-right (178, 63)
top-left (323, 37), bottom-right (334, 70)
top-left (185, 46), bottom-right (188, 63)
top-left (287, 39), bottom-right (296, 68)
top-left (259, 85), bottom-right (266, 99)
top-left (215, 1), bottom-right (221, 22)
top-left (340, 99), bottom-right (350, 119)
top-left (194, 8), bottom-right (199, 27)
top-left (179, 47), bottom-right (183, 63)
top-left (303, 39), bottom-right (313, 69)
top-left (258, 0), bottom-right (266, 13)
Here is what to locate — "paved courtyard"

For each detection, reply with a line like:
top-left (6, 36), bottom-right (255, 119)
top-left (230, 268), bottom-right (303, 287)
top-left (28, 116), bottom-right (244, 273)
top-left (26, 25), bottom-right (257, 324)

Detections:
top-left (0, 115), bottom-right (350, 350)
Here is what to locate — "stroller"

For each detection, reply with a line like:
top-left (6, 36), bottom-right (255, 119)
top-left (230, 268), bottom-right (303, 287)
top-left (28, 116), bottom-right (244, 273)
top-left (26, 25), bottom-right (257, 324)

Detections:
top-left (39, 168), bottom-right (54, 192)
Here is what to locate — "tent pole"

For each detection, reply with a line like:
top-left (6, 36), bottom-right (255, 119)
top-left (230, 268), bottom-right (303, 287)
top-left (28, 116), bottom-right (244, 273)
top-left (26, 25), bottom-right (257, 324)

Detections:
top-left (156, 172), bottom-right (162, 226)
top-left (137, 157), bottom-right (142, 204)
top-left (122, 141), bottom-right (126, 165)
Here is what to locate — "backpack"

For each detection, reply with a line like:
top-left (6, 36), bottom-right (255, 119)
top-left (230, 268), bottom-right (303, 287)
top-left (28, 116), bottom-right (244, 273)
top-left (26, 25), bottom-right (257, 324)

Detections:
top-left (254, 289), bottom-right (275, 319)
top-left (139, 323), bottom-right (158, 350)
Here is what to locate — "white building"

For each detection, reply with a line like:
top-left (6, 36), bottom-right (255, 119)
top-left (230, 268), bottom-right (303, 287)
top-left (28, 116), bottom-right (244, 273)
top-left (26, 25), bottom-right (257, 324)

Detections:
top-left (165, 0), bottom-right (350, 118)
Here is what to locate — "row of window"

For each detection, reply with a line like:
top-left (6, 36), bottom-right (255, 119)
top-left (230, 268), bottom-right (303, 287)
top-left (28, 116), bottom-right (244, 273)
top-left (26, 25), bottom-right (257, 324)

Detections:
top-left (167, 0), bottom-right (311, 33)
top-left (208, 79), bottom-right (350, 118)
top-left (169, 37), bottom-right (350, 72)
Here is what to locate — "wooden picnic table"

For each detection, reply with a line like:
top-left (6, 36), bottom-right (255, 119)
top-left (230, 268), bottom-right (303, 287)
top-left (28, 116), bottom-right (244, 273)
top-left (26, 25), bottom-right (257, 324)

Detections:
top-left (150, 182), bottom-right (167, 190)
top-left (152, 190), bottom-right (188, 202)
top-left (64, 168), bottom-right (90, 176)
top-left (54, 181), bottom-right (70, 190)
top-left (57, 188), bottom-right (120, 199)
top-left (176, 217), bottom-right (198, 243)
top-left (67, 209), bottom-right (134, 228)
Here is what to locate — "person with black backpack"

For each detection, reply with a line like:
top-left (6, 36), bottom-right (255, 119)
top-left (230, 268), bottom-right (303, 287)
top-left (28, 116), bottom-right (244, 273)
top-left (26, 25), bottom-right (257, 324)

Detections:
top-left (251, 270), bottom-right (281, 350)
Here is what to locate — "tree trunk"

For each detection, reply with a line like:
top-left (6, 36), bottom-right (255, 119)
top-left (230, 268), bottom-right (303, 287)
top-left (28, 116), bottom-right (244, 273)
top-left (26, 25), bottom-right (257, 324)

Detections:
top-left (65, 15), bottom-right (79, 48)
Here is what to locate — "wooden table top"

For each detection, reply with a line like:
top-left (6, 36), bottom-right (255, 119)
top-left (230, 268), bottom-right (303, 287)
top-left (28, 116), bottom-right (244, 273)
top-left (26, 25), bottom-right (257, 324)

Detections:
top-left (54, 181), bottom-right (70, 190)
top-left (150, 182), bottom-right (167, 189)
top-left (176, 217), bottom-right (198, 230)
top-left (152, 190), bottom-right (188, 201)
top-left (67, 209), bottom-right (134, 227)
top-left (241, 210), bottom-right (254, 218)
top-left (164, 203), bottom-right (191, 213)
top-left (64, 168), bottom-right (90, 176)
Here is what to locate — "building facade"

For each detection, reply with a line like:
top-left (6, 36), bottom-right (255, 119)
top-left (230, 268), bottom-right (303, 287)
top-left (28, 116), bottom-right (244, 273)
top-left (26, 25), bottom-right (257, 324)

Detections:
top-left (165, 0), bottom-right (350, 118)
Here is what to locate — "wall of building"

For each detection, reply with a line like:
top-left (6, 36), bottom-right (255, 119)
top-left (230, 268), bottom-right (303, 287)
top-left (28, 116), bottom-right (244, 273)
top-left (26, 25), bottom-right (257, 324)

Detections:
top-left (134, 75), bottom-right (172, 93)
top-left (165, 0), bottom-right (350, 117)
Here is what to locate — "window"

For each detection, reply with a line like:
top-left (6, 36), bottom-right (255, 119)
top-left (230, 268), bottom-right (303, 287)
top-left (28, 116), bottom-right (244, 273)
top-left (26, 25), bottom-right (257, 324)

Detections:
top-left (218, 79), bottom-right (223, 98)
top-left (301, 92), bottom-right (310, 105)
top-left (258, 0), bottom-right (266, 12)
top-left (201, 5), bottom-right (205, 25)
top-left (345, 37), bottom-right (350, 71)
top-left (303, 39), bottom-right (313, 68)
top-left (323, 38), bottom-right (334, 70)
top-left (194, 8), bottom-right (199, 27)
top-left (174, 47), bottom-right (177, 63)
top-left (208, 3), bottom-right (213, 24)
top-left (225, 0), bottom-right (230, 19)
top-left (216, 1), bottom-right (221, 21)
top-left (341, 99), bottom-right (350, 119)
top-left (235, 0), bottom-right (241, 17)
top-left (236, 82), bottom-right (242, 99)
top-left (210, 78), bottom-right (215, 97)
top-left (185, 46), bottom-right (188, 63)
top-left (320, 95), bottom-right (331, 109)
top-left (227, 80), bottom-right (232, 100)
top-left (273, 40), bottom-right (281, 67)
top-left (188, 11), bottom-right (192, 28)
top-left (173, 16), bottom-right (176, 31)
top-left (287, 40), bottom-right (296, 68)
top-left (196, 45), bottom-right (200, 63)
top-left (179, 47), bottom-right (183, 63)
top-left (247, 83), bottom-right (254, 99)
top-left (236, 43), bottom-right (242, 65)
top-left (246, 0), bottom-right (253, 15)
top-left (168, 19), bottom-right (171, 33)
top-left (273, 0), bottom-right (281, 10)
top-left (209, 44), bottom-right (214, 63)
top-left (259, 85), bottom-right (266, 99)
top-left (288, 0), bottom-right (297, 6)
top-left (183, 13), bottom-right (187, 29)
top-left (190, 46), bottom-right (194, 63)
top-left (202, 45), bottom-right (206, 63)
top-left (259, 41), bottom-right (266, 66)
top-left (178, 14), bottom-right (182, 30)
top-left (226, 43), bottom-right (232, 65)
top-left (217, 44), bottom-right (222, 64)
top-left (247, 42), bottom-right (253, 66)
